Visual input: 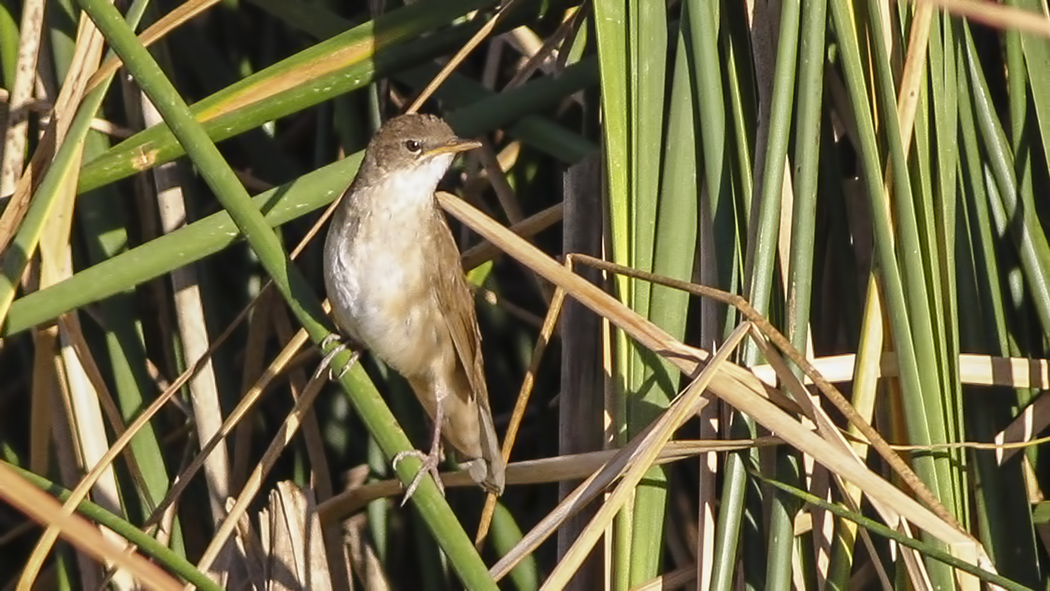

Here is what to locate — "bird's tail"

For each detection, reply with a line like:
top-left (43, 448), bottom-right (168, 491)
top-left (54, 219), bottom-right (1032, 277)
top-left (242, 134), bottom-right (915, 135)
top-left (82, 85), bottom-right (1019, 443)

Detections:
top-left (473, 408), bottom-right (505, 495)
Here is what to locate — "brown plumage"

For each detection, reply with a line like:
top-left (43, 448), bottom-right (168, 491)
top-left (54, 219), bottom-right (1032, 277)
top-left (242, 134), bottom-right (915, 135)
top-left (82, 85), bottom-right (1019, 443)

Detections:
top-left (323, 114), bottom-right (504, 499)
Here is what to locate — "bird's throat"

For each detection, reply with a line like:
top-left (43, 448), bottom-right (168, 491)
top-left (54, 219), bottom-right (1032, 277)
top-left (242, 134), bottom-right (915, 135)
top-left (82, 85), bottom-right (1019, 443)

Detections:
top-left (355, 154), bottom-right (454, 218)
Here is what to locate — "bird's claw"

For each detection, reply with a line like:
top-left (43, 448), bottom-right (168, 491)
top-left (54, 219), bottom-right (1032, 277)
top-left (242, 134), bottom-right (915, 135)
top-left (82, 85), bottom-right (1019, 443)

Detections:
top-left (320, 333), bottom-right (341, 349)
top-left (392, 449), bottom-right (445, 504)
top-left (315, 335), bottom-right (357, 381)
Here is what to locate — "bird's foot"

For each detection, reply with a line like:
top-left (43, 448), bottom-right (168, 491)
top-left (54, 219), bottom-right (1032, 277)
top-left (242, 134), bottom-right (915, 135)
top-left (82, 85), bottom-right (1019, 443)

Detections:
top-left (314, 334), bottom-right (356, 381)
top-left (392, 448), bottom-right (445, 505)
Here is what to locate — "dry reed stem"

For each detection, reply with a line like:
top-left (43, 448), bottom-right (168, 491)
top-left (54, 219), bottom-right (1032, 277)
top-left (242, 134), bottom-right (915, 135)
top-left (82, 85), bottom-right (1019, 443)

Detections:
top-left (0, 13), bottom-right (107, 324)
top-left (20, 214), bottom-right (341, 587)
top-left (567, 255), bottom-right (961, 531)
top-left (318, 439), bottom-right (782, 518)
top-left (406, 0), bottom-right (522, 114)
top-left (0, 463), bottom-right (182, 591)
top-left (905, 0), bottom-right (1050, 39)
top-left (19, 16), bottom-right (120, 586)
top-left (143, 324), bottom-right (322, 530)
top-left (748, 325), bottom-right (899, 588)
top-left (475, 279), bottom-right (567, 547)
top-left (436, 192), bottom-right (983, 574)
top-left (0, 0), bottom-right (45, 199)
top-left (751, 353), bottom-right (1050, 390)
top-left (542, 322), bottom-right (750, 589)
top-left (628, 564), bottom-right (695, 591)
top-left (195, 353), bottom-right (359, 573)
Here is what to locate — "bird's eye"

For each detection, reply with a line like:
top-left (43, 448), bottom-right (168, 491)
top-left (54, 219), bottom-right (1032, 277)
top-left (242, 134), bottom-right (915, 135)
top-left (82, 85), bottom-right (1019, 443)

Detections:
top-left (404, 139), bottom-right (422, 153)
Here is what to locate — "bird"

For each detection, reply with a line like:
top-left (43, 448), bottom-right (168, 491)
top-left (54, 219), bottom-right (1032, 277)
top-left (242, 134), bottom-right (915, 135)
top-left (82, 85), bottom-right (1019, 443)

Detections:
top-left (323, 113), bottom-right (505, 502)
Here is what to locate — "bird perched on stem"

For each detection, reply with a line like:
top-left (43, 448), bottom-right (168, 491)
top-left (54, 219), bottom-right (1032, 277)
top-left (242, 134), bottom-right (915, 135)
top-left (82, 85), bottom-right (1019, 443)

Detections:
top-left (323, 113), bottom-right (505, 502)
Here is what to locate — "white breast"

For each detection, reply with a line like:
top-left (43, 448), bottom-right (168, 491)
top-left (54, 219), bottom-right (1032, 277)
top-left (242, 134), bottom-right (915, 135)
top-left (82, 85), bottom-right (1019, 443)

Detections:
top-left (325, 156), bottom-right (454, 378)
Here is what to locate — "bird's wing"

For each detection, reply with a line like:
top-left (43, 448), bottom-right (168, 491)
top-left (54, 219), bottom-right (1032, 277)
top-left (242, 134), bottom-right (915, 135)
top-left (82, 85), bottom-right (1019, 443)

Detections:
top-left (430, 209), bottom-right (488, 404)
top-left (430, 207), bottom-right (505, 493)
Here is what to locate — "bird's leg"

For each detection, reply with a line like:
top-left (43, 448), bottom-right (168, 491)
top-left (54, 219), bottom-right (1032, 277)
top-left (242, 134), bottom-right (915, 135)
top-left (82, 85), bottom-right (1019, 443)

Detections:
top-left (314, 334), bottom-right (356, 381)
top-left (392, 397), bottom-right (446, 504)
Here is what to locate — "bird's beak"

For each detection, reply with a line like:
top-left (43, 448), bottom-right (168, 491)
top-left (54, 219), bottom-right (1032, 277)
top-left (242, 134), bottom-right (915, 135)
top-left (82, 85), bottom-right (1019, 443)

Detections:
top-left (425, 137), bottom-right (482, 158)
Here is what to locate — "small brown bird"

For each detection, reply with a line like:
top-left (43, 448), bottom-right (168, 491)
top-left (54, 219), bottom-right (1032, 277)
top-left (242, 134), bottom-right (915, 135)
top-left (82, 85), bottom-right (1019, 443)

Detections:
top-left (323, 113), bottom-right (505, 501)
